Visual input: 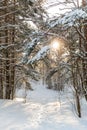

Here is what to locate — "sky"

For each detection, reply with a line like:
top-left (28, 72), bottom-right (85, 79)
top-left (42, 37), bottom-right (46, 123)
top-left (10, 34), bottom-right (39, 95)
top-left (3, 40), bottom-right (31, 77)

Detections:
top-left (44, 0), bottom-right (82, 17)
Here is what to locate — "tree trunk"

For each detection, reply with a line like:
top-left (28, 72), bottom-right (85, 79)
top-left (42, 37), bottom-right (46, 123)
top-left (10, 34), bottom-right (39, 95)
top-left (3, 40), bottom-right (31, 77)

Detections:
top-left (4, 0), bottom-right (11, 99)
top-left (75, 91), bottom-right (81, 118)
top-left (71, 63), bottom-right (81, 118)
top-left (0, 24), bottom-right (3, 98)
top-left (82, 0), bottom-right (87, 100)
top-left (0, 60), bottom-right (3, 98)
top-left (10, 0), bottom-right (16, 99)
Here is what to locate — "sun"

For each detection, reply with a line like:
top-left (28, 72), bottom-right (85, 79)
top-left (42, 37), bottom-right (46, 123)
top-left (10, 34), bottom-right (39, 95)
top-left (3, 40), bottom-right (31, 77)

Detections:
top-left (52, 41), bottom-right (59, 49)
top-left (51, 40), bottom-right (60, 50)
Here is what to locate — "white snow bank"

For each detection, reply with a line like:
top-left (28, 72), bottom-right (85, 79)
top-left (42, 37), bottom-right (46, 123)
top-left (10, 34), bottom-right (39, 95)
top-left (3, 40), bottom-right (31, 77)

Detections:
top-left (0, 80), bottom-right (87, 130)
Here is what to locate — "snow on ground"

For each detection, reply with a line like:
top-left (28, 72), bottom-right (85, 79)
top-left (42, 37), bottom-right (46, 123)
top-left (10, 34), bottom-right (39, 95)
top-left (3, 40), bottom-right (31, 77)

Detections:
top-left (0, 80), bottom-right (87, 130)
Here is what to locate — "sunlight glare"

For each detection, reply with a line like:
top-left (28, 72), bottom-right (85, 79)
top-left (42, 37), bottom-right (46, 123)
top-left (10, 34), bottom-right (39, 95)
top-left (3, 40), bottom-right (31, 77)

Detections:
top-left (79, 0), bottom-right (82, 6)
top-left (52, 40), bottom-right (60, 50)
top-left (14, 98), bottom-right (26, 102)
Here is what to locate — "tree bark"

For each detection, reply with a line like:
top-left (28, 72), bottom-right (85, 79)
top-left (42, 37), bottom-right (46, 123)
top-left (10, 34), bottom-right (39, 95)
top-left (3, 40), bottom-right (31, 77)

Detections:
top-left (10, 0), bottom-right (16, 99)
top-left (82, 0), bottom-right (87, 100)
top-left (4, 0), bottom-right (11, 99)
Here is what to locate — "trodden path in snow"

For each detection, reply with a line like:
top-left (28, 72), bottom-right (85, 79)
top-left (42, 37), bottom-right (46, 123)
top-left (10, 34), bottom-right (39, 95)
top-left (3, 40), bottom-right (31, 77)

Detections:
top-left (0, 80), bottom-right (87, 130)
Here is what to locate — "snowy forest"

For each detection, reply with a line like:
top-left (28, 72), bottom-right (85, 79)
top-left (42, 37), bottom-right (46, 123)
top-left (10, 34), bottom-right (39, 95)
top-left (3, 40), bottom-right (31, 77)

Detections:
top-left (0, 0), bottom-right (87, 130)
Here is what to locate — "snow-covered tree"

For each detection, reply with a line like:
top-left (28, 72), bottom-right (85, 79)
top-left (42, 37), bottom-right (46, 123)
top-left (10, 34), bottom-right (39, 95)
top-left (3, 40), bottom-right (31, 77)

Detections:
top-left (0, 0), bottom-right (48, 99)
top-left (46, 0), bottom-right (87, 117)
